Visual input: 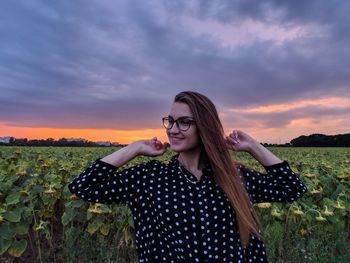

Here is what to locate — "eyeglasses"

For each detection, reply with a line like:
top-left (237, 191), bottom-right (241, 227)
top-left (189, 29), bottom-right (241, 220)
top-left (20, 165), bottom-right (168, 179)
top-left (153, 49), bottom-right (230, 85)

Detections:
top-left (162, 117), bottom-right (196, 131)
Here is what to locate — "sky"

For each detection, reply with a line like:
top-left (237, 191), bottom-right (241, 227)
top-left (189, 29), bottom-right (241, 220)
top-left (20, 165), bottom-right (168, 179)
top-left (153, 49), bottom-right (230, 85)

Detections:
top-left (1, 0), bottom-right (350, 144)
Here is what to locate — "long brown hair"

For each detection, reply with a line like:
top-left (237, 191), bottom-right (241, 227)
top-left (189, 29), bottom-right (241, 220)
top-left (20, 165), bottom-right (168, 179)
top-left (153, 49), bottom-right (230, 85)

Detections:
top-left (174, 91), bottom-right (262, 248)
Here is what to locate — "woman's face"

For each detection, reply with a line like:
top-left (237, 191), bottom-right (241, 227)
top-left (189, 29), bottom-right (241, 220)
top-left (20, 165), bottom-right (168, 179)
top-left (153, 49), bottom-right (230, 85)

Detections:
top-left (166, 102), bottom-right (201, 152)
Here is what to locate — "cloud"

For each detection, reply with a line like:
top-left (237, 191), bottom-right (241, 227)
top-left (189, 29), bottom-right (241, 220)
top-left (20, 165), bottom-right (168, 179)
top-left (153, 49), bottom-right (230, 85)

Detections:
top-left (181, 16), bottom-right (311, 48)
top-left (0, 0), bottom-right (349, 136)
top-left (222, 97), bottom-right (350, 129)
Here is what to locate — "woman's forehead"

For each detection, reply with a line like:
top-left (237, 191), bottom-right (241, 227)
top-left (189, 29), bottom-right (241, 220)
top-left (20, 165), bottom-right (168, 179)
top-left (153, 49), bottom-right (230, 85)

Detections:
top-left (169, 102), bottom-right (193, 117)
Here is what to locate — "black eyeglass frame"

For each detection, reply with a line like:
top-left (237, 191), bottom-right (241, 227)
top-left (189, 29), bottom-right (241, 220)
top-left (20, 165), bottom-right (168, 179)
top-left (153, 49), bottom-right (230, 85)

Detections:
top-left (162, 117), bottom-right (196, 131)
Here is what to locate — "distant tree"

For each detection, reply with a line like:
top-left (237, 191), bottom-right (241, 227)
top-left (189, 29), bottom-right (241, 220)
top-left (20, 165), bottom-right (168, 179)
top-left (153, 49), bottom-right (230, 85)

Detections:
top-left (290, 133), bottom-right (350, 147)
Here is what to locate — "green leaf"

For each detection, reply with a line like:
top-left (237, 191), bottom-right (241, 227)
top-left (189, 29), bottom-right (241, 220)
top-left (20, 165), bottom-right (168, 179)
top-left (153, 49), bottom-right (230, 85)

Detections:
top-left (100, 204), bottom-right (110, 213)
top-left (128, 215), bottom-right (134, 228)
top-left (21, 208), bottom-right (33, 221)
top-left (331, 185), bottom-right (345, 198)
top-left (5, 191), bottom-right (21, 205)
top-left (64, 226), bottom-right (80, 243)
top-left (86, 211), bottom-right (93, 220)
top-left (0, 238), bottom-right (12, 255)
top-left (15, 222), bottom-right (29, 235)
top-left (3, 208), bottom-right (22, 223)
top-left (61, 210), bottom-right (75, 226)
top-left (8, 239), bottom-right (27, 257)
top-left (0, 223), bottom-right (16, 239)
top-left (95, 216), bottom-right (104, 227)
top-left (0, 176), bottom-right (18, 192)
top-left (71, 200), bottom-right (84, 208)
top-left (87, 222), bottom-right (99, 235)
top-left (100, 223), bottom-right (110, 236)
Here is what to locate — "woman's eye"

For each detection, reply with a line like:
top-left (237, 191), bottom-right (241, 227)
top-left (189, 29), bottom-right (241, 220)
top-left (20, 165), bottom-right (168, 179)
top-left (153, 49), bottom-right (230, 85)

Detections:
top-left (179, 120), bottom-right (190, 125)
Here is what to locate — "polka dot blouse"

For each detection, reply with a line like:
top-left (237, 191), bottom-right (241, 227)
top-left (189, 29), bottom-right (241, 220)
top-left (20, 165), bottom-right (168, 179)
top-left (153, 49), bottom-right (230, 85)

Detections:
top-left (68, 153), bottom-right (308, 262)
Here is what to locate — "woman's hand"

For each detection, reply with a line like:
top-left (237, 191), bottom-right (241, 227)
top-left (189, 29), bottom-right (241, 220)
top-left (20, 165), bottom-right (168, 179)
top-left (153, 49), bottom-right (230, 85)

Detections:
top-left (100, 137), bottom-right (167, 167)
top-left (225, 130), bottom-right (283, 166)
top-left (133, 137), bottom-right (168, 157)
top-left (225, 130), bottom-right (260, 153)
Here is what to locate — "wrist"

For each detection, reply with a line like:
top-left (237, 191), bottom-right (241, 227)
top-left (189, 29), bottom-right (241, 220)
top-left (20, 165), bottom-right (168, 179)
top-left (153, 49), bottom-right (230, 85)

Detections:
top-left (247, 140), bottom-right (262, 155)
top-left (125, 143), bottom-right (141, 158)
top-left (246, 141), bottom-right (283, 166)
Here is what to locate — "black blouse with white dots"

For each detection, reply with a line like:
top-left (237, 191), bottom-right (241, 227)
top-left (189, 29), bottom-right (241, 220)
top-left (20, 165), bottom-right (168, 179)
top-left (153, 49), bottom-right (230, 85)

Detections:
top-left (68, 153), bottom-right (308, 263)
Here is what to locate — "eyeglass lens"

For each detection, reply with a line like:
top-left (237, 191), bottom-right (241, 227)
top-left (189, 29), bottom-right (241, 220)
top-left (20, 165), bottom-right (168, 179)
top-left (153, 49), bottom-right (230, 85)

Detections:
top-left (163, 117), bottom-right (193, 131)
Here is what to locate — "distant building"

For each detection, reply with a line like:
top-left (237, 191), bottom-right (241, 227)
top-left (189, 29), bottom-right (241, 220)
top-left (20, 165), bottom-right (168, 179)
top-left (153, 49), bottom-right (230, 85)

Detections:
top-left (0, 136), bottom-right (15, 143)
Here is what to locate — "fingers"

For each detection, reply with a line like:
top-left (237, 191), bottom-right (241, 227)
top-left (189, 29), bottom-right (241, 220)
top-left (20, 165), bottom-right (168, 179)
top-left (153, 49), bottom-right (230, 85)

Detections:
top-left (226, 134), bottom-right (240, 144)
top-left (225, 136), bottom-right (240, 152)
top-left (150, 137), bottom-right (159, 145)
top-left (228, 130), bottom-right (239, 138)
top-left (227, 130), bottom-right (242, 145)
top-left (155, 143), bottom-right (168, 155)
top-left (151, 138), bottom-right (166, 150)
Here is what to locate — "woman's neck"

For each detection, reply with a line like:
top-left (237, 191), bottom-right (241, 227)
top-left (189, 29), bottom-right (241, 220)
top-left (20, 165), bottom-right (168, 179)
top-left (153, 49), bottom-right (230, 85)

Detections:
top-left (178, 149), bottom-right (206, 172)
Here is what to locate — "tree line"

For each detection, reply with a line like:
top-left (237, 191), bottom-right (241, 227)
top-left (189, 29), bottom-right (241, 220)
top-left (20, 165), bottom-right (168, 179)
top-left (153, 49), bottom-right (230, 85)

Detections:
top-left (290, 133), bottom-right (350, 147)
top-left (0, 138), bottom-right (125, 147)
top-left (0, 133), bottom-right (349, 147)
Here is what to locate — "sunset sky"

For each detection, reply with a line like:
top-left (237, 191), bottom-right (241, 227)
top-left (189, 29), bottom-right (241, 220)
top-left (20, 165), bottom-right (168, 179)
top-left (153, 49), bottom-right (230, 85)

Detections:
top-left (1, 0), bottom-right (349, 144)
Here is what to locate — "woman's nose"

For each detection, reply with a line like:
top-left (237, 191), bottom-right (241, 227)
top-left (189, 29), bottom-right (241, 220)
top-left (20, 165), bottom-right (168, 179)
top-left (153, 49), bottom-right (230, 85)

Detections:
top-left (168, 124), bottom-right (181, 134)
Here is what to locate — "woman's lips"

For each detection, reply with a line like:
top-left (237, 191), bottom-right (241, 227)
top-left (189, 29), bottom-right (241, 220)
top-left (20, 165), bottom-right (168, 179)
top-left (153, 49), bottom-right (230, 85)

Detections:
top-left (170, 137), bottom-right (183, 143)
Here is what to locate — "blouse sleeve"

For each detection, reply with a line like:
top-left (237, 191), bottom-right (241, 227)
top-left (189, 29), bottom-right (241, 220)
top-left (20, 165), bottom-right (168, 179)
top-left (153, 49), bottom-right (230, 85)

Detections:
top-left (237, 160), bottom-right (308, 204)
top-left (68, 158), bottom-right (153, 206)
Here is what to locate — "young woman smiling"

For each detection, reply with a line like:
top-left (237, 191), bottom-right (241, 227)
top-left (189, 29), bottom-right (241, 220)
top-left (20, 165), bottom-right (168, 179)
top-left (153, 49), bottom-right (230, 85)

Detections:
top-left (69, 91), bottom-right (308, 262)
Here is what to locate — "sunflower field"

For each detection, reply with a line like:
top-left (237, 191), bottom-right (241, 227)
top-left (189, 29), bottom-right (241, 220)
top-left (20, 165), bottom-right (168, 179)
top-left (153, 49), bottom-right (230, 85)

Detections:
top-left (0, 146), bottom-right (349, 262)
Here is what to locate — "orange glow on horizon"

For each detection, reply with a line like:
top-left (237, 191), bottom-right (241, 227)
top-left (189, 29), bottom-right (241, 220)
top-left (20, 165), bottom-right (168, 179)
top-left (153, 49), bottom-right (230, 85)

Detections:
top-left (1, 95), bottom-right (349, 145)
top-left (0, 123), bottom-right (168, 144)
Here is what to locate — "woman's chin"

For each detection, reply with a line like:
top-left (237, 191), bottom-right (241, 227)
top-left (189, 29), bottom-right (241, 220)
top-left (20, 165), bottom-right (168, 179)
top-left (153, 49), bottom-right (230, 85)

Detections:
top-left (170, 145), bottom-right (197, 154)
top-left (169, 143), bottom-right (184, 152)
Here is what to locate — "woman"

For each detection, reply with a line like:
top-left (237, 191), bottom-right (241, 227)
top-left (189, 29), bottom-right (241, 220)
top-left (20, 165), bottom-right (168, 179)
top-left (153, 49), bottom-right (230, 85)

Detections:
top-left (68, 91), bottom-right (308, 262)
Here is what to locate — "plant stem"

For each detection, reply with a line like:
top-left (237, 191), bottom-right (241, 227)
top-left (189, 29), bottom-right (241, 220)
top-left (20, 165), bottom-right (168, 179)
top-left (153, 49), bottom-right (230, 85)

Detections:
top-left (282, 205), bottom-right (292, 263)
top-left (30, 199), bottom-right (43, 263)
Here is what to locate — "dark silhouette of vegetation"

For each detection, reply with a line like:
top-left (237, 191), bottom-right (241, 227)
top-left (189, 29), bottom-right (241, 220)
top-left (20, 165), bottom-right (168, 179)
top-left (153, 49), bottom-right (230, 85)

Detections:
top-left (261, 143), bottom-right (292, 147)
top-left (290, 133), bottom-right (350, 147)
top-left (0, 133), bottom-right (349, 147)
top-left (0, 137), bottom-right (125, 147)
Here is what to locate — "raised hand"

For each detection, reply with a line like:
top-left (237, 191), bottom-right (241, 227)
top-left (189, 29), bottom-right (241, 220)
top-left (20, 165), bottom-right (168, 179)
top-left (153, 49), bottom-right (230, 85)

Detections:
top-left (135, 137), bottom-right (168, 157)
top-left (225, 130), bottom-right (284, 166)
top-left (100, 137), bottom-right (168, 167)
top-left (225, 130), bottom-right (259, 153)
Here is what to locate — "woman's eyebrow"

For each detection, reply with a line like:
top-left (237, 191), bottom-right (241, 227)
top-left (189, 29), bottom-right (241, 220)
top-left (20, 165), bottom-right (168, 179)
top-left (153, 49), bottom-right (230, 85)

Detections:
top-left (168, 115), bottom-right (194, 119)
